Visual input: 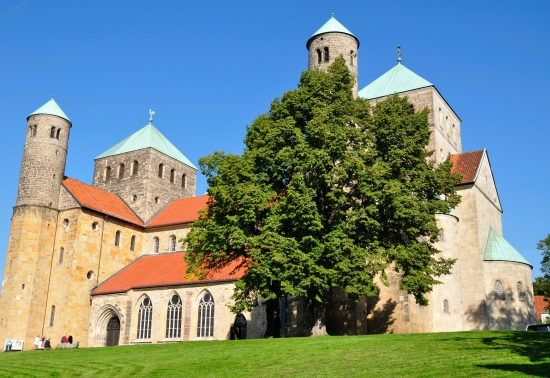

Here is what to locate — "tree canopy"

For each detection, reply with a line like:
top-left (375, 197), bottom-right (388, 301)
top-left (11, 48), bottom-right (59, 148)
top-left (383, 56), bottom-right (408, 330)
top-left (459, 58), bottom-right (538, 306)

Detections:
top-left (536, 235), bottom-right (550, 308)
top-left (184, 57), bottom-right (462, 331)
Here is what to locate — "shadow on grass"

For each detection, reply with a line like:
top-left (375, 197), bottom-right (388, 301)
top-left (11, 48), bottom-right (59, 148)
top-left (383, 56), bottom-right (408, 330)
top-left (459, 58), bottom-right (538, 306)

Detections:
top-left (478, 362), bottom-right (550, 377)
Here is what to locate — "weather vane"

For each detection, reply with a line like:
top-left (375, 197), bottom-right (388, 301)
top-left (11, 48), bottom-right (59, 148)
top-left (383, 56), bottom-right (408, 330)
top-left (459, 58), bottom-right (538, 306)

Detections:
top-left (397, 44), bottom-right (402, 63)
top-left (149, 109), bottom-right (155, 124)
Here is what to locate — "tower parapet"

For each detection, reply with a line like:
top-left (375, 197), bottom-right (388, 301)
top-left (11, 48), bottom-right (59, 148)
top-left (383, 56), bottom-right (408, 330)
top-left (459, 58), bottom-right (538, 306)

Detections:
top-left (307, 15), bottom-right (359, 97)
top-left (18, 98), bottom-right (71, 208)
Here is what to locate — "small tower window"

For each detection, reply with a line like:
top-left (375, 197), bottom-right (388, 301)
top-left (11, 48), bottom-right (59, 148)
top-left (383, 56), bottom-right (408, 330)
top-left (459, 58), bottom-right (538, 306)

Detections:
top-left (324, 47), bottom-right (329, 62)
top-left (33, 126), bottom-right (37, 136)
top-left (155, 196), bottom-right (159, 204)
top-left (59, 248), bottom-right (64, 264)
top-left (153, 237), bottom-right (159, 253)
top-left (56, 128), bottom-right (60, 140)
top-left (494, 280), bottom-right (504, 299)
top-left (86, 271), bottom-right (95, 281)
top-left (132, 160), bottom-right (138, 176)
top-left (132, 195), bottom-right (138, 202)
top-left (62, 219), bottom-right (69, 228)
top-left (49, 306), bottom-right (56, 327)
top-left (317, 49), bottom-right (322, 64)
top-left (350, 50), bottom-right (355, 66)
top-left (50, 127), bottom-right (56, 138)
top-left (443, 300), bottom-right (449, 313)
top-left (92, 222), bottom-right (99, 231)
top-left (182, 174), bottom-right (187, 189)
top-left (170, 236), bottom-right (177, 252)
top-left (517, 282), bottom-right (524, 301)
top-left (115, 231), bottom-right (121, 247)
top-left (105, 167), bottom-right (112, 181)
top-left (170, 169), bottom-right (175, 183)
top-left (130, 235), bottom-right (136, 251)
top-left (439, 229), bottom-right (445, 242)
top-left (118, 164), bottom-right (125, 179)
top-left (158, 164), bottom-right (164, 178)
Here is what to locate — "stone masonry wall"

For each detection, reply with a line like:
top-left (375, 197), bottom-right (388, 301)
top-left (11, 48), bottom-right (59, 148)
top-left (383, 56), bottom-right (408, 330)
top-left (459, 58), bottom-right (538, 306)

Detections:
top-left (308, 32), bottom-right (359, 97)
top-left (143, 225), bottom-right (191, 255)
top-left (17, 114), bottom-right (71, 208)
top-left (93, 149), bottom-right (197, 222)
top-left (58, 185), bottom-right (79, 210)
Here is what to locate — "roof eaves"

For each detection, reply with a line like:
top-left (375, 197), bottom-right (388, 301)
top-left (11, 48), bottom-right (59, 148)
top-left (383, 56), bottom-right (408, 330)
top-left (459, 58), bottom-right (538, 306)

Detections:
top-left (91, 254), bottom-right (147, 294)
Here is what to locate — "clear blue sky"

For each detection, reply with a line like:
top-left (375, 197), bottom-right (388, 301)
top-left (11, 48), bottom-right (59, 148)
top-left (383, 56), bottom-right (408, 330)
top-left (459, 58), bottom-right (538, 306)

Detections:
top-left (0, 0), bottom-right (549, 284)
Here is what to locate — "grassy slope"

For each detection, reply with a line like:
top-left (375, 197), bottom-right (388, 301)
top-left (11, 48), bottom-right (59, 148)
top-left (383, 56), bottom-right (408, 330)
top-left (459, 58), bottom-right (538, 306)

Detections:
top-left (0, 331), bottom-right (549, 377)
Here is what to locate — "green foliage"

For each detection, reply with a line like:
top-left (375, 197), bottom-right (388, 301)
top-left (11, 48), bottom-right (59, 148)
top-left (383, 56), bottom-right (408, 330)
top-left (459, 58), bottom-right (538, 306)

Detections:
top-left (185, 56), bottom-right (461, 313)
top-left (533, 276), bottom-right (550, 296)
top-left (536, 235), bottom-right (550, 309)
top-left (0, 331), bottom-right (549, 377)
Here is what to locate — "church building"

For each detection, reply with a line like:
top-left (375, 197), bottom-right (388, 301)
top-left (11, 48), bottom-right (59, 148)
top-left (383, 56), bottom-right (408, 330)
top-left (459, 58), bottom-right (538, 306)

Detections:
top-left (0, 16), bottom-right (535, 349)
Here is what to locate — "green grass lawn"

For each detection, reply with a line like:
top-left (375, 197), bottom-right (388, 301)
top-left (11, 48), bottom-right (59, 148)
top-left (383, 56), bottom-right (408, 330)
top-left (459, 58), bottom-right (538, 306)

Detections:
top-left (0, 331), bottom-right (548, 377)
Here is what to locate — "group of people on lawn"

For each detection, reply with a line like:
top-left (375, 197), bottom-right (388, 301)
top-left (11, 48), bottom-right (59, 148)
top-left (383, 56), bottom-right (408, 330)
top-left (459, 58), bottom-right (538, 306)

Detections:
top-left (33, 333), bottom-right (73, 350)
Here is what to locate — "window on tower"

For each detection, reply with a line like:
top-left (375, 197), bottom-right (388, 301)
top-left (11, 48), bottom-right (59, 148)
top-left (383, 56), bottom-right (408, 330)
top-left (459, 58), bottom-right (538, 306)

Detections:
top-left (158, 164), bottom-right (164, 178)
top-left (182, 174), bottom-right (187, 189)
top-left (118, 164), bottom-right (125, 179)
top-left (56, 128), bottom-right (60, 140)
top-left (132, 160), bottom-right (138, 176)
top-left (105, 167), bottom-right (112, 181)
top-left (317, 49), bottom-right (322, 64)
top-left (50, 127), bottom-right (56, 138)
top-left (170, 169), bottom-right (175, 183)
top-left (324, 47), bottom-right (329, 62)
top-left (350, 50), bottom-right (355, 66)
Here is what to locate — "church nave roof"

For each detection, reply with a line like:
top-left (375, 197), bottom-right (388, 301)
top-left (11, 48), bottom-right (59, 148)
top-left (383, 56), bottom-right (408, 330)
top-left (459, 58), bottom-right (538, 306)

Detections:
top-left (359, 63), bottom-right (432, 100)
top-left (28, 98), bottom-right (71, 122)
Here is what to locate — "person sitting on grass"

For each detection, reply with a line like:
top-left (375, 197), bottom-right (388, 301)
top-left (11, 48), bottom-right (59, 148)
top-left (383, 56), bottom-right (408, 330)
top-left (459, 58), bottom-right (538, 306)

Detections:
top-left (44, 339), bottom-right (51, 349)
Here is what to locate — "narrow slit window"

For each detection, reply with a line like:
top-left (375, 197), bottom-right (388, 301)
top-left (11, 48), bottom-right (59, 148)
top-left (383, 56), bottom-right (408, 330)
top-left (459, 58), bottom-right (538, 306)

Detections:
top-left (59, 247), bottom-right (64, 264)
top-left (130, 235), bottom-right (136, 251)
top-left (132, 160), bottom-right (138, 176)
top-left (170, 236), bottom-right (177, 252)
top-left (317, 49), bottom-right (322, 64)
top-left (50, 127), bottom-right (56, 138)
top-left (115, 231), bottom-right (121, 247)
top-left (170, 169), bottom-right (175, 183)
top-left (158, 164), bottom-right (163, 178)
top-left (324, 47), bottom-right (329, 62)
top-left (350, 50), bottom-right (354, 66)
top-left (105, 167), bottom-right (111, 181)
top-left (181, 174), bottom-right (187, 189)
top-left (56, 129), bottom-right (60, 140)
top-left (49, 306), bottom-right (56, 327)
top-left (153, 237), bottom-right (159, 253)
top-left (118, 164), bottom-right (125, 179)
top-left (33, 126), bottom-right (37, 136)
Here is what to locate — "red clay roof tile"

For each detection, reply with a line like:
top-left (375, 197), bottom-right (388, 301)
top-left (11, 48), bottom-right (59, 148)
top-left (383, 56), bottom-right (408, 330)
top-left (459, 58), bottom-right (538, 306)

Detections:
top-left (62, 177), bottom-right (143, 226)
top-left (146, 195), bottom-right (209, 228)
top-left (91, 251), bottom-right (244, 295)
top-left (450, 149), bottom-right (485, 184)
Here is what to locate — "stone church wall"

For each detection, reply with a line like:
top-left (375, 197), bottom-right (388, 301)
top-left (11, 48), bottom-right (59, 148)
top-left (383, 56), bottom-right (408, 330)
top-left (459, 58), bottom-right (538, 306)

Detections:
top-left (143, 224), bottom-right (191, 255)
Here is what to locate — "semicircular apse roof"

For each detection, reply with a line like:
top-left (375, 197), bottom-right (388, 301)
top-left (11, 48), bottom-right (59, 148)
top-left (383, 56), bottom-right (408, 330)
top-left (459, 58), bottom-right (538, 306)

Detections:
top-left (484, 227), bottom-right (531, 267)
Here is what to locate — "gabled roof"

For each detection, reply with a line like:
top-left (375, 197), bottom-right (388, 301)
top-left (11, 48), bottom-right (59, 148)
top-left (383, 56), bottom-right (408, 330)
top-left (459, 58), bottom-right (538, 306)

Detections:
top-left (91, 251), bottom-right (245, 295)
top-left (307, 15), bottom-right (359, 48)
top-left (484, 227), bottom-right (531, 267)
top-left (95, 123), bottom-right (197, 169)
top-left (359, 64), bottom-right (432, 100)
top-left (450, 149), bottom-right (485, 184)
top-left (28, 98), bottom-right (70, 123)
top-left (146, 195), bottom-right (209, 228)
top-left (62, 177), bottom-right (143, 226)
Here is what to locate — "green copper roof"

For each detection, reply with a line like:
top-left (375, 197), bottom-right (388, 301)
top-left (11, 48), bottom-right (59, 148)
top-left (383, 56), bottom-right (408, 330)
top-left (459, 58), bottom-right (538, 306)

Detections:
top-left (28, 98), bottom-right (70, 122)
top-left (484, 227), bottom-right (531, 267)
top-left (359, 64), bottom-right (433, 100)
top-left (95, 123), bottom-right (197, 169)
top-left (307, 15), bottom-right (359, 48)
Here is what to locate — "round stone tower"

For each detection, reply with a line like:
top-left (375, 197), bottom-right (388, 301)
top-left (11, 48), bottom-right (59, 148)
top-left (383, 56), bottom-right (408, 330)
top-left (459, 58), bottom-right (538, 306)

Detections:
top-left (306, 15), bottom-right (360, 97)
top-left (17, 98), bottom-right (71, 208)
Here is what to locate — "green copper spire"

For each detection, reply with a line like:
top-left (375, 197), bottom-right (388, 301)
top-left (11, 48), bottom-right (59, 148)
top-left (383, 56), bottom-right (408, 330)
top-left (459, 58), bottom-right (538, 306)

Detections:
top-left (95, 122), bottom-right (197, 169)
top-left (359, 64), bottom-right (432, 100)
top-left (484, 227), bottom-right (531, 267)
top-left (307, 14), bottom-right (359, 48)
top-left (28, 97), bottom-right (70, 122)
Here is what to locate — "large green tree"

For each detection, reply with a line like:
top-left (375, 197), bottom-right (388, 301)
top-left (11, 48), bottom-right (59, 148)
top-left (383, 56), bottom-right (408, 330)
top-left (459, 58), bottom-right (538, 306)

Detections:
top-left (536, 235), bottom-right (550, 310)
top-left (185, 57), bottom-right (462, 335)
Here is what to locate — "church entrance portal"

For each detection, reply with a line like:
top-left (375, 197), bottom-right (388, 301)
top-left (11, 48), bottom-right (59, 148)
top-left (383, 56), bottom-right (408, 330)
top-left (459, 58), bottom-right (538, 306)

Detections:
top-left (106, 316), bottom-right (120, 346)
top-left (233, 313), bottom-right (247, 340)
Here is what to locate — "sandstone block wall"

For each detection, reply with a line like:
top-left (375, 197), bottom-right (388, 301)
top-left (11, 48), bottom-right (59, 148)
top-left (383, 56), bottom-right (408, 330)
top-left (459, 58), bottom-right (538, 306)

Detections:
top-left (18, 114), bottom-right (71, 208)
top-left (88, 282), bottom-right (265, 347)
top-left (143, 225), bottom-right (191, 255)
top-left (308, 32), bottom-right (359, 97)
top-left (93, 149), bottom-right (197, 222)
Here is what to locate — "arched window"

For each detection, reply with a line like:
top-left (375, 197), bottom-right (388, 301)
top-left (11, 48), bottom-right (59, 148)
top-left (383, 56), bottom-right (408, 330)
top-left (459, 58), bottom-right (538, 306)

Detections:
top-left (170, 169), bottom-right (175, 183)
top-left (153, 237), bottom-right (159, 253)
top-left (105, 167), bottom-right (111, 181)
top-left (517, 282), bottom-right (524, 300)
top-left (233, 313), bottom-right (247, 340)
top-left (118, 164), bottom-right (125, 179)
top-left (170, 236), bottom-right (177, 252)
top-left (197, 292), bottom-right (214, 338)
top-left (137, 297), bottom-right (153, 339)
top-left (56, 128), bottom-right (60, 139)
top-left (166, 294), bottom-right (182, 338)
top-left (50, 127), bottom-right (56, 138)
top-left (33, 126), bottom-right (37, 136)
top-left (494, 280), bottom-right (504, 299)
top-left (49, 306), bottom-right (56, 327)
top-left (316, 49), bottom-right (322, 64)
top-left (350, 50), bottom-right (355, 66)
top-left (443, 300), bottom-right (449, 313)
top-left (158, 164), bottom-right (164, 178)
top-left (324, 47), bottom-right (329, 62)
top-left (182, 174), bottom-right (187, 189)
top-left (132, 160), bottom-right (138, 176)
top-left (115, 231), bottom-right (121, 247)
top-left (130, 235), bottom-right (136, 251)
top-left (59, 248), bottom-right (64, 264)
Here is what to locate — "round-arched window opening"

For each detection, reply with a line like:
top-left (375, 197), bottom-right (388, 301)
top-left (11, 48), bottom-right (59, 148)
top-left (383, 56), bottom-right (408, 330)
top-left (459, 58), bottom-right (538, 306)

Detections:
top-left (92, 222), bottom-right (99, 232)
top-left (86, 271), bottom-right (95, 281)
top-left (62, 219), bottom-right (69, 228)
top-left (154, 197), bottom-right (159, 204)
top-left (494, 280), bottom-right (504, 299)
top-left (132, 195), bottom-right (138, 202)
top-left (443, 299), bottom-right (449, 313)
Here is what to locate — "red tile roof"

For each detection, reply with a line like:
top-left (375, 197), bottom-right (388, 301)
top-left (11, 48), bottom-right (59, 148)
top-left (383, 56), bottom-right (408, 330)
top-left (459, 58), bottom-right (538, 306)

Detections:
top-left (535, 295), bottom-right (549, 320)
top-left (62, 177), bottom-right (143, 226)
top-left (450, 149), bottom-right (485, 184)
top-left (146, 195), bottom-right (209, 228)
top-left (91, 251), bottom-right (245, 295)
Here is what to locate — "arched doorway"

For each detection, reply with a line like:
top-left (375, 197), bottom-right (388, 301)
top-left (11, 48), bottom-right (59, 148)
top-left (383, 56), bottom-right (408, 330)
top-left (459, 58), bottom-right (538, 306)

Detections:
top-left (106, 316), bottom-right (120, 346)
top-left (233, 313), bottom-right (247, 340)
